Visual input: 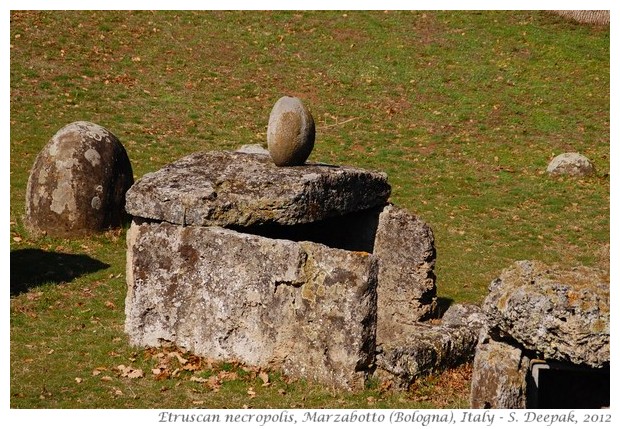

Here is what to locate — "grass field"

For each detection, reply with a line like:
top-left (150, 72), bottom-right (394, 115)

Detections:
top-left (9, 10), bottom-right (609, 409)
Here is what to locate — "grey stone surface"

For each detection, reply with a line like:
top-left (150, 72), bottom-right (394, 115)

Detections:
top-left (373, 204), bottom-right (437, 344)
top-left (376, 323), bottom-right (478, 389)
top-left (546, 152), bottom-right (595, 176)
top-left (267, 96), bottom-right (315, 166)
top-left (125, 219), bottom-right (378, 390)
top-left (441, 303), bottom-right (487, 333)
top-left (125, 150), bottom-right (390, 228)
top-left (25, 121), bottom-right (133, 238)
top-left (483, 260), bottom-right (609, 367)
top-left (236, 144), bottom-right (269, 155)
top-left (470, 336), bottom-right (529, 409)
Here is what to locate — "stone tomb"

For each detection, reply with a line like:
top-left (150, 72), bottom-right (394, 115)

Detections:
top-left (124, 150), bottom-right (438, 389)
top-left (470, 260), bottom-right (610, 408)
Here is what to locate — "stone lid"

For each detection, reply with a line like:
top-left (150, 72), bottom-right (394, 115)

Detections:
top-left (483, 260), bottom-right (609, 367)
top-left (126, 150), bottom-right (390, 227)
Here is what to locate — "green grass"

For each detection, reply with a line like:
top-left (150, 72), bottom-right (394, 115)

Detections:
top-left (10, 10), bottom-right (609, 409)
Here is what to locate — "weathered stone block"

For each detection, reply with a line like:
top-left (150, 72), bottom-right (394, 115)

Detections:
top-left (373, 204), bottom-right (437, 345)
top-left (125, 219), bottom-right (378, 390)
top-left (376, 322), bottom-right (478, 389)
top-left (470, 336), bottom-right (530, 409)
top-left (25, 121), bottom-right (133, 237)
top-left (483, 260), bottom-right (609, 367)
top-left (125, 151), bottom-right (391, 228)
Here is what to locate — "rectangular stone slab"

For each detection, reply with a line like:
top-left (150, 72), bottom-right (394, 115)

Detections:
top-left (125, 150), bottom-right (391, 227)
top-left (125, 219), bottom-right (378, 390)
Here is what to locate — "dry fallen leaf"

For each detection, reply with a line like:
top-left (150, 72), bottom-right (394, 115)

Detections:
top-left (117, 364), bottom-right (144, 379)
top-left (101, 376), bottom-right (113, 382)
top-left (247, 387), bottom-right (256, 398)
top-left (169, 351), bottom-right (188, 365)
top-left (259, 371), bottom-right (270, 386)
top-left (128, 369), bottom-right (144, 379)
top-left (75, 377), bottom-right (83, 384)
top-left (190, 375), bottom-right (222, 392)
top-left (219, 371), bottom-right (238, 381)
top-left (182, 362), bottom-right (201, 371)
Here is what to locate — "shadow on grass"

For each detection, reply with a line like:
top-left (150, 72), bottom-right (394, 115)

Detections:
top-left (10, 248), bottom-right (110, 295)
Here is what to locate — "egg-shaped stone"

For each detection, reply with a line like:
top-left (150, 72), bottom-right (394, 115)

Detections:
top-left (267, 96), bottom-right (315, 166)
top-left (25, 121), bottom-right (134, 237)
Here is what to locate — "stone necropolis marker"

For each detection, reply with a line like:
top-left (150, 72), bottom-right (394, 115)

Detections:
top-left (267, 96), bottom-right (315, 166)
top-left (25, 121), bottom-right (133, 237)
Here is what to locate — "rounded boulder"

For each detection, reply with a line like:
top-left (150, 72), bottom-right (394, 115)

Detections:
top-left (546, 152), bottom-right (595, 177)
top-left (25, 121), bottom-right (134, 237)
top-left (267, 96), bottom-right (315, 166)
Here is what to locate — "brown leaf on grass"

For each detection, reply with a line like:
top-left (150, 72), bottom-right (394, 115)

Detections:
top-left (104, 301), bottom-right (116, 309)
top-left (259, 371), bottom-right (270, 386)
top-left (75, 377), bottom-right (83, 383)
top-left (182, 362), bottom-right (201, 371)
top-left (247, 387), bottom-right (256, 398)
top-left (218, 370), bottom-right (238, 382)
top-left (182, 355), bottom-right (203, 371)
top-left (117, 364), bottom-right (144, 379)
top-left (379, 379), bottom-right (393, 392)
top-left (168, 351), bottom-right (188, 365)
top-left (26, 291), bottom-right (43, 301)
top-left (101, 376), bottom-right (113, 382)
top-left (191, 375), bottom-right (221, 392)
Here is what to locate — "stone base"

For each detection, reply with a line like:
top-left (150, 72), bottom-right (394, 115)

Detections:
top-left (469, 336), bottom-right (529, 409)
top-left (125, 219), bottom-right (378, 390)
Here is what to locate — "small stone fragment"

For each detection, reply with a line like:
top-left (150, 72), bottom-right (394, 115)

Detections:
top-left (441, 303), bottom-right (487, 332)
top-left (376, 323), bottom-right (479, 389)
top-left (267, 96), bottom-right (315, 166)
